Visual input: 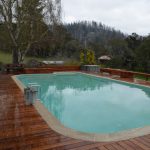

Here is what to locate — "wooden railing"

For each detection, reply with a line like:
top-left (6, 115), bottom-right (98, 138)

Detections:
top-left (101, 68), bottom-right (150, 80)
top-left (24, 66), bottom-right (80, 74)
top-left (5, 64), bottom-right (150, 80)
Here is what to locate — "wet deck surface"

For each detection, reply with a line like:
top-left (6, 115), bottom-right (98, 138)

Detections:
top-left (0, 75), bottom-right (150, 150)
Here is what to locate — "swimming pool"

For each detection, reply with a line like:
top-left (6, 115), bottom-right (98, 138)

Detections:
top-left (14, 72), bottom-right (150, 141)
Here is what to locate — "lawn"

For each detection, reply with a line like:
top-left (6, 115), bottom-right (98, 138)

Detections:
top-left (0, 51), bottom-right (47, 64)
top-left (0, 51), bottom-right (80, 65)
top-left (0, 51), bottom-right (13, 64)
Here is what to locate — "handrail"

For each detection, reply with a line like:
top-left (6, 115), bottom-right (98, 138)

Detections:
top-left (101, 68), bottom-right (150, 80)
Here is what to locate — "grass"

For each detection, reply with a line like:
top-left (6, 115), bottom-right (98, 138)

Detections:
top-left (0, 51), bottom-right (42, 64)
top-left (0, 51), bottom-right (80, 65)
top-left (135, 75), bottom-right (150, 81)
top-left (0, 51), bottom-right (13, 64)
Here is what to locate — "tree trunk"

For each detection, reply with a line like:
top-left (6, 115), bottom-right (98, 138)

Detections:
top-left (12, 49), bottom-right (19, 64)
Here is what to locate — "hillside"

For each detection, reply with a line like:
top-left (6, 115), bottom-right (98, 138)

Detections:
top-left (65, 21), bottom-right (126, 47)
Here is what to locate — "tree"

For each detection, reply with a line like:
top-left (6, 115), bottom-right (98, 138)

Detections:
top-left (136, 37), bottom-right (150, 73)
top-left (108, 39), bottom-right (135, 69)
top-left (65, 21), bottom-right (125, 51)
top-left (0, 0), bottom-right (62, 64)
top-left (126, 33), bottom-right (143, 50)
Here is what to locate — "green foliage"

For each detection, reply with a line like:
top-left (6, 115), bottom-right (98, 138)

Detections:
top-left (0, 50), bottom-right (43, 64)
top-left (86, 50), bottom-right (96, 65)
top-left (91, 51), bottom-right (96, 65)
top-left (0, 51), bottom-right (12, 64)
top-left (0, 0), bottom-right (62, 64)
top-left (107, 57), bottom-right (124, 69)
top-left (0, 50), bottom-right (81, 66)
top-left (86, 50), bottom-right (91, 64)
top-left (135, 75), bottom-right (150, 81)
top-left (80, 51), bottom-right (85, 64)
top-left (65, 21), bottom-right (125, 49)
top-left (1, 10), bottom-right (150, 75)
top-left (80, 49), bottom-right (96, 65)
top-left (126, 33), bottom-right (143, 50)
top-left (135, 37), bottom-right (150, 73)
top-left (64, 60), bottom-right (80, 66)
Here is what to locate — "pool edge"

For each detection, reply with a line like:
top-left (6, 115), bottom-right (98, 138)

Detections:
top-left (34, 99), bottom-right (150, 142)
top-left (11, 73), bottom-right (150, 142)
top-left (12, 75), bottom-right (25, 92)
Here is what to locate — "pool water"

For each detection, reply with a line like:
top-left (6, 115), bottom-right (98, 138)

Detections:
top-left (17, 73), bottom-right (150, 134)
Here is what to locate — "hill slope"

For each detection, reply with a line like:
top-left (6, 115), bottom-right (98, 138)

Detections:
top-left (65, 21), bottom-right (126, 47)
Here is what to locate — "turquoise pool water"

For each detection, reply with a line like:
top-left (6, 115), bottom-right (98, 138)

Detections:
top-left (17, 73), bottom-right (150, 134)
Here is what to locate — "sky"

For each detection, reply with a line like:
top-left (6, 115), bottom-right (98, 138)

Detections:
top-left (62, 0), bottom-right (150, 35)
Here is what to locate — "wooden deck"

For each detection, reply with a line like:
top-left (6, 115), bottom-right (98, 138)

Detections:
top-left (0, 75), bottom-right (150, 150)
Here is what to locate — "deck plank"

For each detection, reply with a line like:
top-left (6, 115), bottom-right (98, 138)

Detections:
top-left (104, 144), bottom-right (117, 150)
top-left (118, 141), bottom-right (135, 150)
top-left (98, 146), bottom-right (109, 150)
top-left (130, 139), bottom-right (150, 150)
top-left (108, 143), bottom-right (125, 150)
top-left (125, 141), bottom-right (144, 150)
top-left (0, 75), bottom-right (150, 150)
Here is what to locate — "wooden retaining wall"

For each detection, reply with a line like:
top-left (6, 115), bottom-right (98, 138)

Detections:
top-left (101, 68), bottom-right (150, 79)
top-left (23, 66), bottom-right (80, 74)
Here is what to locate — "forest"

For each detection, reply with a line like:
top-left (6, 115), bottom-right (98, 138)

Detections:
top-left (0, 0), bottom-right (150, 73)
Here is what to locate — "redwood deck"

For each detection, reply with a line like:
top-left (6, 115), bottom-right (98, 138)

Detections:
top-left (0, 75), bottom-right (150, 150)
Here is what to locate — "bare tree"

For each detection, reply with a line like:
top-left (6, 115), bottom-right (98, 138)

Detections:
top-left (0, 0), bottom-right (62, 64)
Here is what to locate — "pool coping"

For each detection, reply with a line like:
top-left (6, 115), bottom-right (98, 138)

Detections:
top-left (11, 72), bottom-right (150, 142)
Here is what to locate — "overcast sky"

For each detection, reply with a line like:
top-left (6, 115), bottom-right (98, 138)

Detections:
top-left (62, 0), bottom-right (150, 35)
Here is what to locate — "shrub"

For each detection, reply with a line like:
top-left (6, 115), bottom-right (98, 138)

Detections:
top-left (80, 49), bottom-right (96, 65)
top-left (80, 51), bottom-right (85, 65)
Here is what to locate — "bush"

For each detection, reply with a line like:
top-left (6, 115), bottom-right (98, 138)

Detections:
top-left (80, 51), bottom-right (85, 65)
top-left (80, 49), bottom-right (96, 65)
